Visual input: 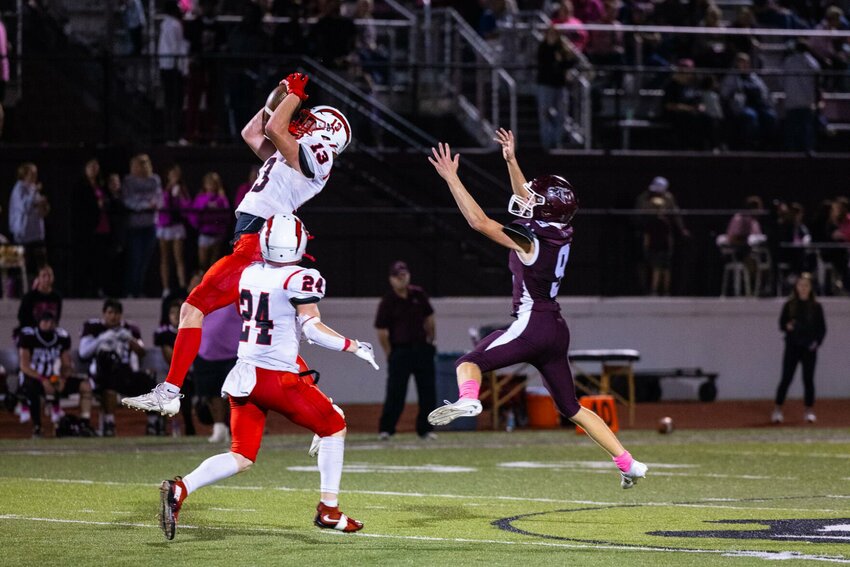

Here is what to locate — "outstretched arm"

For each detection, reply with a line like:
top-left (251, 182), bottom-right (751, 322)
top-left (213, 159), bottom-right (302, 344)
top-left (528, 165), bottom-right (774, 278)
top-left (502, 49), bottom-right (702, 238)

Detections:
top-left (241, 109), bottom-right (277, 162)
top-left (296, 303), bottom-right (379, 369)
top-left (428, 143), bottom-right (531, 253)
top-left (265, 73), bottom-right (312, 175)
top-left (494, 128), bottom-right (530, 199)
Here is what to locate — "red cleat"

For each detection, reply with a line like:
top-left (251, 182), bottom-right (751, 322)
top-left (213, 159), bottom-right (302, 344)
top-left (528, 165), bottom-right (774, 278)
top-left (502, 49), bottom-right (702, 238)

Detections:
top-left (314, 502), bottom-right (363, 532)
top-left (159, 477), bottom-right (187, 540)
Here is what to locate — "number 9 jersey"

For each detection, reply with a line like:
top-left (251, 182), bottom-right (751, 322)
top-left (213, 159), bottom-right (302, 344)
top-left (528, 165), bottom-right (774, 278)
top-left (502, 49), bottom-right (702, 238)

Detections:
top-left (236, 262), bottom-right (326, 372)
top-left (236, 134), bottom-right (334, 220)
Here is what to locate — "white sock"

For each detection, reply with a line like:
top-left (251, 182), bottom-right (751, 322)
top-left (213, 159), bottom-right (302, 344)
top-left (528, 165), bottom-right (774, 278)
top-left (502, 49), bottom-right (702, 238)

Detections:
top-left (162, 383), bottom-right (181, 396)
top-left (212, 423), bottom-right (227, 436)
top-left (104, 414), bottom-right (115, 424)
top-left (321, 498), bottom-right (338, 508)
top-left (318, 436), bottom-right (345, 496)
top-left (182, 452), bottom-right (240, 496)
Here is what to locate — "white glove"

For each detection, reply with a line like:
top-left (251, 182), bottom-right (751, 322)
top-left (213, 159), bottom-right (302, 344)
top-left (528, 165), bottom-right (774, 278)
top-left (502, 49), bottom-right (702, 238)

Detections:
top-left (354, 341), bottom-right (379, 370)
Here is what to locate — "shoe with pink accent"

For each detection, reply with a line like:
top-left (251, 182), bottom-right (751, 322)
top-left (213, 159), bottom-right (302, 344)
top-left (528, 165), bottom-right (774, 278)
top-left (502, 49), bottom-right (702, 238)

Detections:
top-left (314, 502), bottom-right (363, 532)
top-left (159, 477), bottom-right (187, 540)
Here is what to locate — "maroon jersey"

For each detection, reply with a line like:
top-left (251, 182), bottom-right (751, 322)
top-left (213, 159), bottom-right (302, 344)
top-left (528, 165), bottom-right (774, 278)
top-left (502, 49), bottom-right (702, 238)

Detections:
top-left (506, 219), bottom-right (573, 316)
top-left (16, 326), bottom-right (71, 378)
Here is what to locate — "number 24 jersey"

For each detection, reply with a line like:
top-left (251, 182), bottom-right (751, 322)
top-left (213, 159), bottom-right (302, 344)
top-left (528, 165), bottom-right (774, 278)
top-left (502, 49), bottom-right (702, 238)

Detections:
top-left (236, 262), bottom-right (326, 372)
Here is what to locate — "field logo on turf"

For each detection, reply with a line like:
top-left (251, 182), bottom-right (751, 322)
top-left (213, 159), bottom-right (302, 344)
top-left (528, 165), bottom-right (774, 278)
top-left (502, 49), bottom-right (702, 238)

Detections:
top-left (649, 518), bottom-right (850, 544)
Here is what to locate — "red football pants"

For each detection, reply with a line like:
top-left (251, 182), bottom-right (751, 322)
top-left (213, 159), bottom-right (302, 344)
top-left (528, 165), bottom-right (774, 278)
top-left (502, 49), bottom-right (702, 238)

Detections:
top-left (186, 232), bottom-right (262, 315)
top-left (229, 366), bottom-right (346, 462)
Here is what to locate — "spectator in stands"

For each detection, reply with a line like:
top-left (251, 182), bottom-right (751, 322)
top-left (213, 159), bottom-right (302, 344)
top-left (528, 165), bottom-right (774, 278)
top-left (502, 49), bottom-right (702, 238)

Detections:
top-left (158, 164), bottom-right (191, 297)
top-left (122, 154), bottom-right (162, 297)
top-left (694, 5), bottom-right (731, 69)
top-left (271, 0), bottom-right (307, 55)
top-left (353, 0), bottom-right (387, 83)
top-left (752, 0), bottom-right (808, 29)
top-left (725, 195), bottom-right (765, 277)
top-left (16, 264), bottom-right (62, 337)
top-left (0, 16), bottom-right (8, 138)
top-left (551, 0), bottom-right (589, 51)
top-left (224, 1), bottom-right (268, 135)
top-left (155, 299), bottom-right (196, 436)
top-left (233, 165), bottom-right (259, 209)
top-left (122, 0), bottom-right (147, 55)
top-left (79, 299), bottom-right (152, 437)
top-left (777, 202), bottom-right (814, 277)
top-left (772, 273), bottom-right (825, 424)
top-left (809, 6), bottom-right (849, 91)
top-left (375, 261), bottom-right (437, 441)
top-left (8, 162), bottom-right (50, 278)
top-left (311, 0), bottom-right (357, 69)
top-left (782, 39), bottom-right (821, 152)
top-left (728, 7), bottom-right (761, 64)
top-left (71, 159), bottom-right (103, 298)
top-left (158, 1), bottom-right (188, 144)
top-left (663, 59), bottom-right (719, 150)
top-left (634, 177), bottom-right (689, 295)
top-left (185, 0), bottom-right (226, 144)
top-left (624, 3), bottom-right (667, 67)
top-left (537, 26), bottom-right (577, 150)
top-left (585, 0), bottom-right (625, 67)
top-left (104, 173), bottom-right (127, 297)
top-left (573, 0), bottom-right (604, 23)
top-left (17, 312), bottom-right (94, 438)
top-left (193, 292), bottom-right (242, 443)
top-left (720, 53), bottom-right (777, 149)
top-left (478, 0), bottom-right (517, 42)
top-left (827, 196), bottom-right (850, 288)
top-left (189, 172), bottom-right (229, 270)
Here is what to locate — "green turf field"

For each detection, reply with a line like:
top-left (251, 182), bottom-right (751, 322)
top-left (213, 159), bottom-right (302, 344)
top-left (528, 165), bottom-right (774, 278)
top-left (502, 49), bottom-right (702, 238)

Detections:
top-left (1, 429), bottom-right (849, 566)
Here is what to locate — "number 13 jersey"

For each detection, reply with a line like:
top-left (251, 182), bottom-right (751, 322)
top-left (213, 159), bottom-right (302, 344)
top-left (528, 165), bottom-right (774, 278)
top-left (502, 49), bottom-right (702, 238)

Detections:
top-left (236, 134), bottom-right (334, 220)
top-left (236, 262), bottom-right (326, 372)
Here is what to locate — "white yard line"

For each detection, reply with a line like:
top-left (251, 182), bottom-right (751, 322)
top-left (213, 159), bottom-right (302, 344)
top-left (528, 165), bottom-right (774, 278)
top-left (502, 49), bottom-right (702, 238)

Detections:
top-left (0, 514), bottom-right (848, 563)
top-left (0, 476), bottom-right (842, 513)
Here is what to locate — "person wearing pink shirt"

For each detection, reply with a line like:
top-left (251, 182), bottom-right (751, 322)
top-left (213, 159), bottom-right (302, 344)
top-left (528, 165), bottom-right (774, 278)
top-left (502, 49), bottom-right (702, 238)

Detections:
top-left (551, 0), bottom-right (588, 51)
top-left (233, 165), bottom-right (260, 209)
top-left (188, 172), bottom-right (230, 270)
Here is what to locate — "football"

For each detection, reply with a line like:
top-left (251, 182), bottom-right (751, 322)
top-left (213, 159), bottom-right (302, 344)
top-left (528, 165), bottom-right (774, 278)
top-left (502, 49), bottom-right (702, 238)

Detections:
top-left (658, 416), bottom-right (674, 434)
top-left (262, 83), bottom-right (292, 129)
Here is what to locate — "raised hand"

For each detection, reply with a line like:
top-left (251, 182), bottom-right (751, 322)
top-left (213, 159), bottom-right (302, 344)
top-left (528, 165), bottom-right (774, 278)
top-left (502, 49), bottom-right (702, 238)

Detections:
top-left (493, 128), bottom-right (515, 162)
top-left (283, 72), bottom-right (310, 101)
top-left (354, 341), bottom-right (380, 370)
top-left (427, 143), bottom-right (460, 181)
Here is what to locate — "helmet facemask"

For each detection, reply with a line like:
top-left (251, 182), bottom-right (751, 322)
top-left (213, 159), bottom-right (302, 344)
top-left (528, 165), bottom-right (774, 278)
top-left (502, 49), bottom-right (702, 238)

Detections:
top-left (508, 181), bottom-right (547, 219)
top-left (288, 106), bottom-right (351, 154)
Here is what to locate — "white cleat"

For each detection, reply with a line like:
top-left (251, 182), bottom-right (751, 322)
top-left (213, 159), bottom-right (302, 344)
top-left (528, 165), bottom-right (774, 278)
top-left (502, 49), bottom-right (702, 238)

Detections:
top-left (620, 460), bottom-right (648, 489)
top-left (771, 409), bottom-right (784, 424)
top-left (427, 398), bottom-right (482, 426)
top-left (121, 383), bottom-right (182, 417)
top-left (308, 434), bottom-right (321, 457)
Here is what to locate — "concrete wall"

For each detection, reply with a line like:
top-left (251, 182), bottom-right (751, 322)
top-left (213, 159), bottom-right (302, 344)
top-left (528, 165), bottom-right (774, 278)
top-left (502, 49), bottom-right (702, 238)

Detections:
top-left (2, 297), bottom-right (848, 402)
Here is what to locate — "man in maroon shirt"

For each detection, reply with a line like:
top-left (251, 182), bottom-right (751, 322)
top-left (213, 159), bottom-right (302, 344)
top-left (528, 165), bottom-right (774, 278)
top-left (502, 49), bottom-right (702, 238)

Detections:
top-left (374, 261), bottom-right (437, 440)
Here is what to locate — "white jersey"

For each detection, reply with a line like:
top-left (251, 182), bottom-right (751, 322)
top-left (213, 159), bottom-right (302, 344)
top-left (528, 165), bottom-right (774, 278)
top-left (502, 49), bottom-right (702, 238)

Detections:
top-left (236, 134), bottom-right (334, 220)
top-left (234, 262), bottom-right (326, 373)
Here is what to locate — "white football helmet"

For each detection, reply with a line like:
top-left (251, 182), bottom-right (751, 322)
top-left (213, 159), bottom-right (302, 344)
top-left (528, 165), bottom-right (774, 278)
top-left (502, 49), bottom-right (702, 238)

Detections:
top-left (288, 105), bottom-right (352, 154)
top-left (259, 213), bottom-right (309, 263)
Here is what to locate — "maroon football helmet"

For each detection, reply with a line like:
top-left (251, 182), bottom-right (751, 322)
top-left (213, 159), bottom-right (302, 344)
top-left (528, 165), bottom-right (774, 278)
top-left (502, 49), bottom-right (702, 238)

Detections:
top-left (508, 175), bottom-right (578, 224)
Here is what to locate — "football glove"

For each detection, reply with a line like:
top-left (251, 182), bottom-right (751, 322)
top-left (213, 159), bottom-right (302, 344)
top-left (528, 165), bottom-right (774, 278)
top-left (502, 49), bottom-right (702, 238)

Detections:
top-left (283, 72), bottom-right (309, 101)
top-left (354, 341), bottom-right (379, 370)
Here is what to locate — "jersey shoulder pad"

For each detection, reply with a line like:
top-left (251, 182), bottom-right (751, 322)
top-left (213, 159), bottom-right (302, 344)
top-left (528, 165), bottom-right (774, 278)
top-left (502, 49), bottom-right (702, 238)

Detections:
top-left (502, 220), bottom-right (536, 246)
top-left (81, 319), bottom-right (103, 336)
top-left (16, 327), bottom-right (36, 348)
top-left (298, 136), bottom-right (334, 180)
top-left (283, 267), bottom-right (326, 303)
top-left (55, 327), bottom-right (70, 339)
